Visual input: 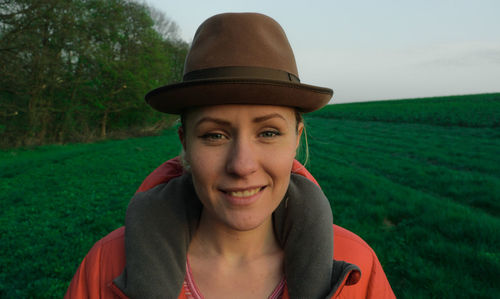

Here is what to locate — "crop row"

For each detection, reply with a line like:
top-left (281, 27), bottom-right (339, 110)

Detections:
top-left (311, 93), bottom-right (500, 128)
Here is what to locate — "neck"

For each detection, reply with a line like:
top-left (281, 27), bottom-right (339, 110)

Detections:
top-left (189, 210), bottom-right (281, 262)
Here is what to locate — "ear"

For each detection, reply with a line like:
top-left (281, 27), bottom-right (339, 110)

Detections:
top-left (178, 126), bottom-right (186, 150)
top-left (295, 122), bottom-right (304, 151)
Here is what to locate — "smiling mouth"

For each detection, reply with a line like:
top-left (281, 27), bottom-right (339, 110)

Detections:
top-left (223, 187), bottom-right (265, 198)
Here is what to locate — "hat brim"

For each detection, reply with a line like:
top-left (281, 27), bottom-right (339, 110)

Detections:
top-left (145, 78), bottom-right (333, 114)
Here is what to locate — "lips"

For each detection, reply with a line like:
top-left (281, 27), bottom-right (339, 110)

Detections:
top-left (229, 187), bottom-right (262, 198)
top-left (220, 186), bottom-right (266, 205)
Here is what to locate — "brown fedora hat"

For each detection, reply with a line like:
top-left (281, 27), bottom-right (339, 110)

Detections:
top-left (145, 12), bottom-right (333, 114)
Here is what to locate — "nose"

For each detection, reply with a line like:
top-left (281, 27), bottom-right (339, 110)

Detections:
top-left (226, 136), bottom-right (258, 177)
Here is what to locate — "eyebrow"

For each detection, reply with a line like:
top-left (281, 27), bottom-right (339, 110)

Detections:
top-left (194, 117), bottom-right (231, 128)
top-left (194, 113), bottom-right (287, 128)
top-left (252, 113), bottom-right (287, 123)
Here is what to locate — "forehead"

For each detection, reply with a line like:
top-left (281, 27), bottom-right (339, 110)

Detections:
top-left (183, 105), bottom-right (296, 126)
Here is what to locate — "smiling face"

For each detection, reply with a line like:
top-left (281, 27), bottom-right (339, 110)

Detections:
top-left (179, 105), bottom-right (303, 232)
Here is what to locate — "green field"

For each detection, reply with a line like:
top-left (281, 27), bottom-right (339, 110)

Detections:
top-left (1, 93), bottom-right (499, 298)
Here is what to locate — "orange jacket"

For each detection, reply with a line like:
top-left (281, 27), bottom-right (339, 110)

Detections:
top-left (65, 158), bottom-right (395, 298)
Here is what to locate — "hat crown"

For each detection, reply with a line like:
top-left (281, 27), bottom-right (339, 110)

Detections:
top-left (145, 12), bottom-right (333, 114)
top-left (184, 13), bottom-right (299, 77)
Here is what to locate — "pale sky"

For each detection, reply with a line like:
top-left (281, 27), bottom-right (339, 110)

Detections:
top-left (146, 0), bottom-right (500, 103)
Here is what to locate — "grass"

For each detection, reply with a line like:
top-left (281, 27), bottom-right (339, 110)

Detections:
top-left (1, 93), bottom-right (499, 298)
top-left (0, 131), bottom-right (181, 297)
top-left (311, 93), bottom-right (500, 128)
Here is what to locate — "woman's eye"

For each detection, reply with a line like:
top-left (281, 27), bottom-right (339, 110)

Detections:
top-left (259, 130), bottom-right (281, 138)
top-left (200, 133), bottom-right (225, 140)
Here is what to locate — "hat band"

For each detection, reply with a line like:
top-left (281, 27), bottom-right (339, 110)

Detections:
top-left (183, 66), bottom-right (300, 83)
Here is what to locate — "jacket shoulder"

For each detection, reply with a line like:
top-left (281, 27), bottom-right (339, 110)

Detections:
top-left (333, 224), bottom-right (373, 260)
top-left (333, 225), bottom-right (395, 298)
top-left (65, 227), bottom-right (126, 299)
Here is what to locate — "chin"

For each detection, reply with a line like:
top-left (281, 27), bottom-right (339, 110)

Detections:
top-left (224, 214), bottom-right (271, 232)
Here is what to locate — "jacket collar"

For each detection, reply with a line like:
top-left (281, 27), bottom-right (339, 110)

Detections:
top-left (113, 173), bottom-right (360, 298)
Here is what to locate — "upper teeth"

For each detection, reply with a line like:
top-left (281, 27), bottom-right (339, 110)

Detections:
top-left (230, 188), bottom-right (261, 197)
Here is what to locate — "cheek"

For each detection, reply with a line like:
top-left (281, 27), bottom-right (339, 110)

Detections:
top-left (187, 149), bottom-right (211, 179)
top-left (264, 137), bottom-right (298, 165)
top-left (187, 153), bottom-right (215, 205)
top-left (185, 144), bottom-right (227, 194)
top-left (262, 141), bottom-right (297, 188)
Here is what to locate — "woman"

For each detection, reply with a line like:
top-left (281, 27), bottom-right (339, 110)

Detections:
top-left (66, 13), bottom-right (395, 298)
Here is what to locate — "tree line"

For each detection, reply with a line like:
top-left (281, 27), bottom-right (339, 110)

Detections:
top-left (0, 0), bottom-right (188, 148)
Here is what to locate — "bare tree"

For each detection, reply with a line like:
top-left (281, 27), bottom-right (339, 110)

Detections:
top-left (147, 5), bottom-right (181, 42)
